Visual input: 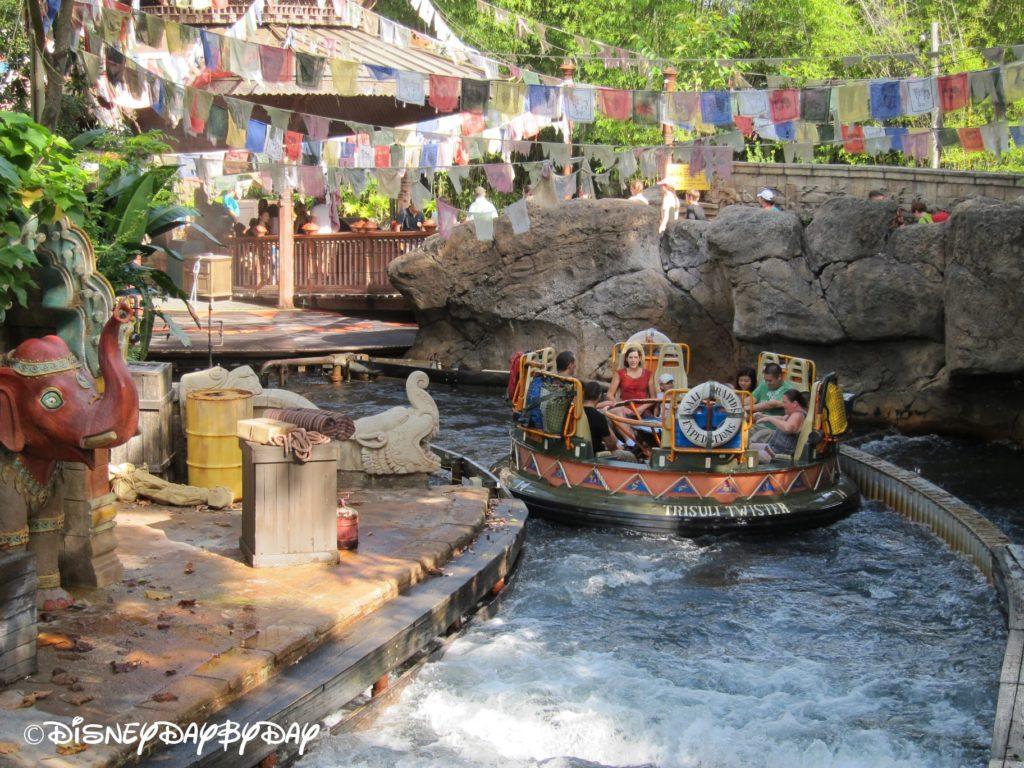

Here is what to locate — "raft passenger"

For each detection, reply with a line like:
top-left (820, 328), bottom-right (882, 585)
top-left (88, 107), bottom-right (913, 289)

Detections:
top-left (602, 345), bottom-right (657, 453)
top-left (583, 381), bottom-right (636, 462)
top-left (752, 389), bottom-right (807, 464)
top-left (555, 351), bottom-right (577, 377)
top-left (750, 362), bottom-right (795, 442)
top-left (734, 367), bottom-right (756, 393)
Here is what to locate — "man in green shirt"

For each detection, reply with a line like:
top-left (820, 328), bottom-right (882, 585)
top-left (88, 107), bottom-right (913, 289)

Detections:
top-left (750, 362), bottom-right (795, 441)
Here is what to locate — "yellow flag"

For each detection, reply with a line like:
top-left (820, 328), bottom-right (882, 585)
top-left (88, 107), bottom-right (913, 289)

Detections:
top-left (330, 59), bottom-right (357, 96)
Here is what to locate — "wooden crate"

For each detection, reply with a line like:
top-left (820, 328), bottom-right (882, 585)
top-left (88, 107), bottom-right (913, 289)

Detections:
top-left (240, 440), bottom-right (340, 568)
top-left (110, 362), bottom-right (175, 476)
top-left (0, 551), bottom-right (37, 684)
top-left (185, 254), bottom-right (233, 300)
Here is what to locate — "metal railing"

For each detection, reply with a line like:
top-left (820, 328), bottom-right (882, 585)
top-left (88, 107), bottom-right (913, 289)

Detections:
top-left (230, 231), bottom-right (429, 296)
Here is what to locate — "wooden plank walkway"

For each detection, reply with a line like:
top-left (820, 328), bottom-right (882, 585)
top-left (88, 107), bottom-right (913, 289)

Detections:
top-left (148, 299), bottom-right (417, 363)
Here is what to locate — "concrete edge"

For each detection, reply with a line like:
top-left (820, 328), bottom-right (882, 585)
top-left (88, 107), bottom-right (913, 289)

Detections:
top-left (139, 497), bottom-right (528, 768)
top-left (839, 446), bottom-right (1020, 765)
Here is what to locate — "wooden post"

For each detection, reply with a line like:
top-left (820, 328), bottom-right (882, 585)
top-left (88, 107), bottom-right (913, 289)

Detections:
top-left (560, 60), bottom-right (576, 182)
top-left (278, 185), bottom-right (295, 309)
top-left (929, 21), bottom-right (941, 169)
top-left (662, 66), bottom-right (677, 146)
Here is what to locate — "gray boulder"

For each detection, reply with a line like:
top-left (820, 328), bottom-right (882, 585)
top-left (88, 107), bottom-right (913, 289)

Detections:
top-left (943, 197), bottom-right (1024, 375)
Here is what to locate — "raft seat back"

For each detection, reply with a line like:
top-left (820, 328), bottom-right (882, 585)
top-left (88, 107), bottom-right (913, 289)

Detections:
top-left (519, 371), bottom-right (583, 444)
top-left (525, 347), bottom-right (556, 373)
top-left (655, 344), bottom-right (688, 390)
top-left (513, 348), bottom-right (556, 411)
top-left (757, 352), bottom-right (815, 394)
top-left (790, 379), bottom-right (823, 463)
top-left (612, 341), bottom-right (691, 376)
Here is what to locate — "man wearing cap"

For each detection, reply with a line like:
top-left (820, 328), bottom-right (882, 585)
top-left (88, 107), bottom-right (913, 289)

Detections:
top-left (757, 188), bottom-right (780, 211)
top-left (468, 186), bottom-right (498, 220)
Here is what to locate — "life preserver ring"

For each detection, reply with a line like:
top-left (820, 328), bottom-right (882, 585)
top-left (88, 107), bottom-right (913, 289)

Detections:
top-left (676, 381), bottom-right (743, 448)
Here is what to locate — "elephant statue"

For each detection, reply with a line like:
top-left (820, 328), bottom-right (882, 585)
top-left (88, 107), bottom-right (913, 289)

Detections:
top-left (337, 371), bottom-right (441, 476)
top-left (0, 301), bottom-right (139, 610)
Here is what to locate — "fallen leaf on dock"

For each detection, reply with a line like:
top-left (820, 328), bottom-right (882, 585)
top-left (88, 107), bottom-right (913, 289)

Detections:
top-left (177, 599), bottom-right (197, 608)
top-left (0, 742), bottom-right (20, 755)
top-left (56, 743), bottom-right (87, 755)
top-left (59, 693), bottom-right (93, 706)
top-left (151, 692), bottom-right (178, 703)
top-left (184, 562), bottom-right (194, 575)
top-left (14, 691), bottom-right (51, 708)
top-left (51, 672), bottom-right (78, 687)
top-left (110, 660), bottom-right (142, 674)
top-left (38, 632), bottom-right (76, 650)
top-left (145, 589), bottom-right (172, 601)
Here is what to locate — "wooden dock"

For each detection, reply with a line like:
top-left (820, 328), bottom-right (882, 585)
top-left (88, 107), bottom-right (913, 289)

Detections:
top-left (148, 299), bottom-right (417, 366)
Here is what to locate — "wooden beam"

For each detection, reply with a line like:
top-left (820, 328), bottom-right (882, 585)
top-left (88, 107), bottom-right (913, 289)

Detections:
top-left (278, 186), bottom-right (295, 309)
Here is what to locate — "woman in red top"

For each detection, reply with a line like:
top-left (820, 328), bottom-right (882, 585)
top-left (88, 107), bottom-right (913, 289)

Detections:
top-left (602, 345), bottom-right (658, 452)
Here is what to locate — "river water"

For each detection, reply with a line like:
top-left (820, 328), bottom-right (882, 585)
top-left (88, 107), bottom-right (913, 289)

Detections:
top-left (289, 377), bottom-right (1011, 768)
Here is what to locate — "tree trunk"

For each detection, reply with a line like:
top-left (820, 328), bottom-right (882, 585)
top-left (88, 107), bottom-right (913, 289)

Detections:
top-left (25, 0), bottom-right (78, 131)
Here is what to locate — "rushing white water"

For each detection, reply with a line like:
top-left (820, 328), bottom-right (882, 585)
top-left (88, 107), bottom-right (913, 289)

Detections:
top-left (290, 379), bottom-right (1007, 768)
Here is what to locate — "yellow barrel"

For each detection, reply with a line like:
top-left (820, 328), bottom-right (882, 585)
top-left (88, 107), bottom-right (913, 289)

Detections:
top-left (185, 388), bottom-right (254, 501)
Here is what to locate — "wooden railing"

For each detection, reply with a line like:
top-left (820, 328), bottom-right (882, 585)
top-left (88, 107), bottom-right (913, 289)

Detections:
top-left (230, 231), bottom-right (430, 296)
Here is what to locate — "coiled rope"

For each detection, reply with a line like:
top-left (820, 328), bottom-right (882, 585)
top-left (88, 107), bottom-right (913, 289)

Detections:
top-left (269, 428), bottom-right (331, 463)
top-left (263, 408), bottom-right (356, 440)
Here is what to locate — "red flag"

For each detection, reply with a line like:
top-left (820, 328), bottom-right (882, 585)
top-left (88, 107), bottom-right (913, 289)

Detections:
top-left (284, 131), bottom-right (303, 161)
top-left (957, 126), bottom-right (985, 152)
top-left (374, 145), bottom-right (391, 168)
top-left (733, 115), bottom-right (754, 138)
top-left (597, 88), bottom-right (631, 120)
top-left (938, 73), bottom-right (968, 113)
top-left (428, 75), bottom-right (461, 112)
top-left (841, 124), bottom-right (865, 154)
top-left (768, 89), bottom-right (800, 123)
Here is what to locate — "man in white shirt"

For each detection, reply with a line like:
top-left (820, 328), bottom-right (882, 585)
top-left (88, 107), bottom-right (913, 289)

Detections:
top-left (467, 186), bottom-right (498, 220)
top-left (627, 180), bottom-right (649, 204)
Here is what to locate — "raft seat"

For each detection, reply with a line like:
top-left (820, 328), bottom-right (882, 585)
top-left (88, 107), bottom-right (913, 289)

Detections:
top-left (778, 379), bottom-right (823, 464)
top-left (757, 352), bottom-right (815, 394)
top-left (654, 344), bottom-right (688, 389)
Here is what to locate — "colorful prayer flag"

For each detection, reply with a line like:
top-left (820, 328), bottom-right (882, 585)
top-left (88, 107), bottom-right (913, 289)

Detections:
top-left (699, 91), bottom-right (732, 125)
top-left (768, 89), bottom-right (799, 123)
top-left (937, 73), bottom-right (968, 113)
top-left (428, 75), bottom-right (460, 112)
top-left (869, 80), bottom-right (902, 120)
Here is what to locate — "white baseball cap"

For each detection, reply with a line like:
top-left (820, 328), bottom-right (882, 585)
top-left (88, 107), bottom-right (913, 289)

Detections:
top-left (757, 188), bottom-right (775, 202)
top-left (658, 373), bottom-right (675, 384)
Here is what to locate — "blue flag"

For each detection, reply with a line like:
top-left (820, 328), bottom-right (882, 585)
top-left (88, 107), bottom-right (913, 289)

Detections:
top-left (884, 126), bottom-right (908, 153)
top-left (870, 81), bottom-right (903, 120)
top-left (245, 119), bottom-right (267, 154)
top-left (700, 91), bottom-right (733, 125)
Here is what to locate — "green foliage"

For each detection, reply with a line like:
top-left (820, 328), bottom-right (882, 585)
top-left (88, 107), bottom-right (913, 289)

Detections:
top-left (0, 0), bottom-right (30, 112)
top-left (0, 111), bottom-right (88, 318)
top-left (338, 178), bottom-right (393, 225)
top-left (76, 130), bottom-right (216, 358)
top-left (378, 0), bottom-right (1024, 171)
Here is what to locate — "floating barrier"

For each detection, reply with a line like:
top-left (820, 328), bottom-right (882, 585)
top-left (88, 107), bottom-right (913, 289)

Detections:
top-left (838, 446), bottom-right (1021, 765)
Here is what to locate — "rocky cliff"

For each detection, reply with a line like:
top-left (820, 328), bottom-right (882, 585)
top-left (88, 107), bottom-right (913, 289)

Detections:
top-left (389, 195), bottom-right (1024, 442)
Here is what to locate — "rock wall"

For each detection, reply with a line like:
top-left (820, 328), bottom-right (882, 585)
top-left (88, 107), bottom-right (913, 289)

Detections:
top-left (718, 162), bottom-right (1024, 216)
top-left (389, 195), bottom-right (1024, 442)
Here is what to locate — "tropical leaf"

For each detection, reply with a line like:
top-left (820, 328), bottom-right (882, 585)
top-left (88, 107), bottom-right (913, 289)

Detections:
top-left (70, 129), bottom-right (106, 150)
top-left (146, 205), bottom-right (196, 238)
top-left (114, 173), bottom-right (157, 243)
top-left (156, 310), bottom-right (192, 348)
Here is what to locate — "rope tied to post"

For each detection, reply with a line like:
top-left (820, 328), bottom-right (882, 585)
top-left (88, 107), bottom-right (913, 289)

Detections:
top-left (269, 428), bottom-right (331, 463)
